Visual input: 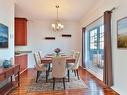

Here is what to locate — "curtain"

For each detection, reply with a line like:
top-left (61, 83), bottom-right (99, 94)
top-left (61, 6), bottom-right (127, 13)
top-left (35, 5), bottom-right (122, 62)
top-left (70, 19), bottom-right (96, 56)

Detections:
top-left (104, 11), bottom-right (113, 87)
top-left (82, 27), bottom-right (86, 68)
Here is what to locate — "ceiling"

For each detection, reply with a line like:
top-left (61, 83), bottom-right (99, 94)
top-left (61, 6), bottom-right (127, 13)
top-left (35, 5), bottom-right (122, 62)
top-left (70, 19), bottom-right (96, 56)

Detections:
top-left (15, 0), bottom-right (99, 21)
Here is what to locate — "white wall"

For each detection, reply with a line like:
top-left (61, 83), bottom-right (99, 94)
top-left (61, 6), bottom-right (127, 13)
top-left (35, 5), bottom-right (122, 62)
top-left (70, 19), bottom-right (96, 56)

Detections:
top-left (0, 0), bottom-right (15, 62)
top-left (80, 0), bottom-right (127, 94)
top-left (0, 0), bottom-right (15, 88)
top-left (15, 20), bottom-right (81, 68)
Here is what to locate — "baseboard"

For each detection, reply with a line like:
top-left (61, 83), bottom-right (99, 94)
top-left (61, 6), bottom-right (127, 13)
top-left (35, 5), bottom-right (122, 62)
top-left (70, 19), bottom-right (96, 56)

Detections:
top-left (111, 87), bottom-right (120, 95)
top-left (80, 66), bottom-right (119, 95)
top-left (79, 66), bottom-right (103, 80)
top-left (20, 68), bottom-right (28, 74)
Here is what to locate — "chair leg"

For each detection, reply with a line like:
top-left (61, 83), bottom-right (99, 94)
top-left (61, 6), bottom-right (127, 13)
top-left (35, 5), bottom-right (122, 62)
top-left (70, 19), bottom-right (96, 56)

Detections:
top-left (76, 69), bottom-right (80, 80)
top-left (48, 63), bottom-right (51, 72)
top-left (36, 71), bottom-right (40, 82)
top-left (68, 70), bottom-right (70, 82)
top-left (63, 78), bottom-right (65, 89)
top-left (46, 70), bottom-right (48, 82)
top-left (74, 70), bottom-right (77, 76)
top-left (53, 78), bottom-right (55, 90)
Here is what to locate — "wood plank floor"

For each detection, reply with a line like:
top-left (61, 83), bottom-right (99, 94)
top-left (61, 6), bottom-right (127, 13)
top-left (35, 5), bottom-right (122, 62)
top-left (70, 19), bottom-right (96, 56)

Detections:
top-left (8, 67), bottom-right (119, 95)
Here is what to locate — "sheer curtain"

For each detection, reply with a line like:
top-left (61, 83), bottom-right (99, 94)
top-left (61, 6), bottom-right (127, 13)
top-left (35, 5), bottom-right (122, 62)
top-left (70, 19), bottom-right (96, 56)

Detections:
top-left (83, 16), bottom-right (104, 80)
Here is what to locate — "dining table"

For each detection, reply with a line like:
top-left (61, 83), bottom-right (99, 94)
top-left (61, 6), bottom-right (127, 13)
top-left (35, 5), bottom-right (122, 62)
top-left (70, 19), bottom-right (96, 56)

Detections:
top-left (41, 54), bottom-right (75, 64)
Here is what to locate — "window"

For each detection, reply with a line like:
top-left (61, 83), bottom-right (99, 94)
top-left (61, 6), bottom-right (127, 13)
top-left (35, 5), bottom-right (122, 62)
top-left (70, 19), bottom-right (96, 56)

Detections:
top-left (90, 29), bottom-right (97, 49)
top-left (99, 25), bottom-right (104, 49)
top-left (89, 25), bottom-right (104, 50)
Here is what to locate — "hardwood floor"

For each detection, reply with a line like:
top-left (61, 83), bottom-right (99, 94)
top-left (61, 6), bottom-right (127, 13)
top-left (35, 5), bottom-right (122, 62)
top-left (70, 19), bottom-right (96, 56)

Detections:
top-left (8, 67), bottom-right (119, 95)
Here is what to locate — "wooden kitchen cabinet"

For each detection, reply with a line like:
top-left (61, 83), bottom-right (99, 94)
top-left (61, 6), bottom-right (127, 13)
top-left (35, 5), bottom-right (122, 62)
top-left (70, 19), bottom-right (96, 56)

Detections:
top-left (15, 54), bottom-right (28, 73)
top-left (15, 18), bottom-right (27, 46)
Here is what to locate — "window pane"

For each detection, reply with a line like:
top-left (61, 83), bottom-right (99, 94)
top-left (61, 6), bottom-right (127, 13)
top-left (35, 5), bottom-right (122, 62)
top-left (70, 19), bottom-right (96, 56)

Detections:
top-left (100, 25), bottom-right (104, 33)
top-left (90, 29), bottom-right (98, 49)
top-left (100, 42), bottom-right (104, 49)
top-left (90, 37), bottom-right (94, 42)
top-left (89, 26), bottom-right (104, 50)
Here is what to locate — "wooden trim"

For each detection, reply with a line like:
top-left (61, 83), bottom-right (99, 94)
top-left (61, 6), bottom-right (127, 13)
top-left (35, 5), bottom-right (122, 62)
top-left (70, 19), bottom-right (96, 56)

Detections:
top-left (45, 37), bottom-right (55, 40)
top-left (15, 17), bottom-right (28, 21)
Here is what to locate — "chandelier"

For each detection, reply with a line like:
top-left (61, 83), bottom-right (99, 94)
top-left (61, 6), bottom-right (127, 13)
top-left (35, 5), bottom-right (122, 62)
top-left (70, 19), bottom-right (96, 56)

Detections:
top-left (52, 5), bottom-right (64, 32)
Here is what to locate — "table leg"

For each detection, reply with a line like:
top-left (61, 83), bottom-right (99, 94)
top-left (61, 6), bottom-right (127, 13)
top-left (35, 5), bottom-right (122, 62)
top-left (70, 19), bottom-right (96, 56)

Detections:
top-left (48, 63), bottom-right (51, 72)
top-left (10, 76), bottom-right (12, 84)
top-left (18, 72), bottom-right (20, 87)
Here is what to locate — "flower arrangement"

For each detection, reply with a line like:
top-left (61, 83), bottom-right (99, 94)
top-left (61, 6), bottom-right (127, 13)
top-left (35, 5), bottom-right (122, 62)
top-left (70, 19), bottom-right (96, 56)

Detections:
top-left (54, 48), bottom-right (61, 55)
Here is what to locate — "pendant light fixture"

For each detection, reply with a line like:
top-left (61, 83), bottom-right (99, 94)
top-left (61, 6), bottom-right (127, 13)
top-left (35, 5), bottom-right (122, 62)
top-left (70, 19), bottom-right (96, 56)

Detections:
top-left (52, 5), bottom-right (64, 32)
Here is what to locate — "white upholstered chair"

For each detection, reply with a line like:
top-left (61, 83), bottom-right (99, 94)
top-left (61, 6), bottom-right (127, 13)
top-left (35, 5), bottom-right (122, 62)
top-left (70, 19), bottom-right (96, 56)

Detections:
top-left (33, 52), bottom-right (48, 82)
top-left (67, 52), bottom-right (80, 81)
top-left (38, 51), bottom-right (43, 59)
top-left (38, 51), bottom-right (51, 71)
top-left (70, 50), bottom-right (75, 58)
top-left (52, 56), bottom-right (67, 90)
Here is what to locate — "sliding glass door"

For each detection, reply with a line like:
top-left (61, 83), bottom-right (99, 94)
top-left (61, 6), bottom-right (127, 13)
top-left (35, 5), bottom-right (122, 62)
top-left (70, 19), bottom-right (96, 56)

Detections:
top-left (82, 17), bottom-right (104, 80)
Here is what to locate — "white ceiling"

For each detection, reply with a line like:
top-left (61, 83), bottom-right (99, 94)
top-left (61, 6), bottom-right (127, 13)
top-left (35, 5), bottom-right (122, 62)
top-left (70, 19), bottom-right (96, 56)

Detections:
top-left (15, 0), bottom-right (99, 21)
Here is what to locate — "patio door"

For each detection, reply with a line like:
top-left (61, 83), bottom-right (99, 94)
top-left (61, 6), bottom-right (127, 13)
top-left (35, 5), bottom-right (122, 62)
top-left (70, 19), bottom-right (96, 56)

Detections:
top-left (82, 17), bottom-right (104, 80)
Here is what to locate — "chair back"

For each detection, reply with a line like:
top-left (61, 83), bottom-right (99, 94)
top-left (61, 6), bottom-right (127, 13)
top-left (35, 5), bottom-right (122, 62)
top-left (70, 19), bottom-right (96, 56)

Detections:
top-left (33, 52), bottom-right (43, 70)
top-left (38, 51), bottom-right (43, 59)
top-left (70, 50), bottom-right (75, 58)
top-left (52, 57), bottom-right (66, 78)
top-left (73, 52), bottom-right (80, 69)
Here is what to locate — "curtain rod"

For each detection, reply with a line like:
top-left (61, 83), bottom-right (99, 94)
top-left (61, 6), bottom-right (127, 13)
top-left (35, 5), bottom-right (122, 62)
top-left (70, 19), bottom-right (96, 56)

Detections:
top-left (82, 15), bottom-right (103, 28)
top-left (110, 7), bottom-right (116, 12)
top-left (82, 7), bottom-right (116, 28)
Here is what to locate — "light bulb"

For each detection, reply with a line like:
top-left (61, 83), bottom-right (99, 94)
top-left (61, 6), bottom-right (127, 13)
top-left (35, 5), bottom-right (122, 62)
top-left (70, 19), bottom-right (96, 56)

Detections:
top-left (52, 24), bottom-right (55, 28)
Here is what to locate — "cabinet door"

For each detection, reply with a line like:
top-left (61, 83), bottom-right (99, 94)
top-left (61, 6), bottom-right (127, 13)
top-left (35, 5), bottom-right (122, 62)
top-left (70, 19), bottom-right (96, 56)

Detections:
top-left (20, 54), bottom-right (27, 72)
top-left (15, 18), bottom-right (27, 46)
top-left (15, 56), bottom-right (19, 65)
top-left (15, 54), bottom-right (28, 73)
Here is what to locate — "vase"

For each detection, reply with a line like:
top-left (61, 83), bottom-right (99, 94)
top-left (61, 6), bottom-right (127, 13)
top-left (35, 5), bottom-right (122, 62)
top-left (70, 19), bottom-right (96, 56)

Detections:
top-left (56, 53), bottom-right (60, 56)
top-left (3, 60), bottom-right (11, 68)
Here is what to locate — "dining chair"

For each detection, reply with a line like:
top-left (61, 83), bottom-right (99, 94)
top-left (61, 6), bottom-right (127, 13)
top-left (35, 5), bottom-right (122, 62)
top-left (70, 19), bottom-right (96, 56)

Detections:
top-left (52, 56), bottom-right (67, 90)
top-left (70, 50), bottom-right (75, 58)
top-left (38, 51), bottom-right (51, 72)
top-left (33, 52), bottom-right (48, 82)
top-left (38, 51), bottom-right (43, 59)
top-left (67, 52), bottom-right (80, 81)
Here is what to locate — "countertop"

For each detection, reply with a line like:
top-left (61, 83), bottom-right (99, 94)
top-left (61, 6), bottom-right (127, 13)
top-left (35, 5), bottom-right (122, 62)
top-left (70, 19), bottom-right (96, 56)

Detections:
top-left (15, 51), bottom-right (32, 56)
top-left (15, 53), bottom-right (28, 56)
